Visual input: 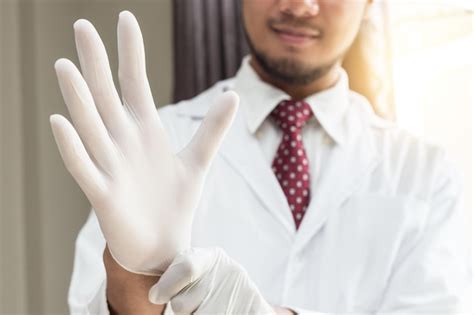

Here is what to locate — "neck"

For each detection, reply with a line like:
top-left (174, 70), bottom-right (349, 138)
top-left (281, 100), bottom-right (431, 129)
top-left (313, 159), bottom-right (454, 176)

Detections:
top-left (249, 55), bottom-right (341, 100)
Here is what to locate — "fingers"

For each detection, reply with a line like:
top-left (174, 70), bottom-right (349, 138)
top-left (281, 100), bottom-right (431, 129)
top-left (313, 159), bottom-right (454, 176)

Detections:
top-left (179, 91), bottom-right (239, 169)
top-left (148, 248), bottom-right (216, 305)
top-left (117, 11), bottom-right (159, 125)
top-left (74, 19), bottom-right (129, 139)
top-left (49, 114), bottom-right (107, 202)
top-left (54, 59), bottom-right (119, 174)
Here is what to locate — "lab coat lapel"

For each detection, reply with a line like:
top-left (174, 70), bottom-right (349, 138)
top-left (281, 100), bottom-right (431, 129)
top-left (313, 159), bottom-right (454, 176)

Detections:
top-left (175, 83), bottom-right (294, 236)
top-left (217, 109), bottom-right (296, 236)
top-left (294, 110), bottom-right (382, 251)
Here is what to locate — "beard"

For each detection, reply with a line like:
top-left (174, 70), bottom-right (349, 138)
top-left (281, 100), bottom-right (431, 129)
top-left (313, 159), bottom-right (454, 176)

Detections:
top-left (252, 48), bottom-right (334, 85)
top-left (243, 25), bottom-right (339, 86)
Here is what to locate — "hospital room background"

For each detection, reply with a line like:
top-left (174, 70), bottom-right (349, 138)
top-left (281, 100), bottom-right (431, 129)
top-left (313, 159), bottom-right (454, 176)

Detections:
top-left (0, 0), bottom-right (472, 313)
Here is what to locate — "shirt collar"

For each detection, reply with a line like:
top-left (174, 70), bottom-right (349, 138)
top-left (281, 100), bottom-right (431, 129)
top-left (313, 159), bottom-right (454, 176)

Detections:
top-left (233, 55), bottom-right (350, 145)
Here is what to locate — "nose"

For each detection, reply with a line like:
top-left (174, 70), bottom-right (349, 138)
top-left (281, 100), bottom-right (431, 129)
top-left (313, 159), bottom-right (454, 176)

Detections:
top-left (278, 0), bottom-right (320, 18)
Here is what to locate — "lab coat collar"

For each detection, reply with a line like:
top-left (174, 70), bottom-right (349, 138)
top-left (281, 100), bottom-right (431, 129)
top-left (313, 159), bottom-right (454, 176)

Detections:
top-left (234, 55), bottom-right (350, 146)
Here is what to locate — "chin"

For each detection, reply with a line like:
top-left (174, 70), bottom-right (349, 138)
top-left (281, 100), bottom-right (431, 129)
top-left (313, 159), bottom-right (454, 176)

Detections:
top-left (270, 52), bottom-right (316, 69)
top-left (271, 44), bottom-right (321, 61)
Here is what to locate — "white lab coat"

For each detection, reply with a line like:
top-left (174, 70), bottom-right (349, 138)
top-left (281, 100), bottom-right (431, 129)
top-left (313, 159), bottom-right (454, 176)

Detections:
top-left (69, 76), bottom-right (471, 314)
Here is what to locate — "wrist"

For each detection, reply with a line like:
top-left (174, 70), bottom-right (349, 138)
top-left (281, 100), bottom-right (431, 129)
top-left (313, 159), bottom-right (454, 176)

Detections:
top-left (103, 246), bottom-right (166, 315)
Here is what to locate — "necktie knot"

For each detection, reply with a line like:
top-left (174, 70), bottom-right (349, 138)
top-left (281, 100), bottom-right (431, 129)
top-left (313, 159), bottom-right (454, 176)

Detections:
top-left (270, 100), bottom-right (313, 132)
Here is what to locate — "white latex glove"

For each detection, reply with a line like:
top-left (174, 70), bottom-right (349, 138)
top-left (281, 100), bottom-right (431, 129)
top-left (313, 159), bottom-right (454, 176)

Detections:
top-left (149, 247), bottom-right (276, 314)
top-left (49, 11), bottom-right (239, 275)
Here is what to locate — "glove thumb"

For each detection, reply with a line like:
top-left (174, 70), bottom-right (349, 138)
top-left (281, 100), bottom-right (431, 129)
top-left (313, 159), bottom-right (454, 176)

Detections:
top-left (178, 91), bottom-right (239, 170)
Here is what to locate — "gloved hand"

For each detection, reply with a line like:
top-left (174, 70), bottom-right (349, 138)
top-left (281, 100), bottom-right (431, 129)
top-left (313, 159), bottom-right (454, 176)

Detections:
top-left (149, 247), bottom-right (276, 314)
top-left (49, 11), bottom-right (239, 275)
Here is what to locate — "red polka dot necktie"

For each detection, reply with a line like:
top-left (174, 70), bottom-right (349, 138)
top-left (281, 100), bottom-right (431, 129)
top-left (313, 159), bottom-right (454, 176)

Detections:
top-left (270, 100), bottom-right (313, 229)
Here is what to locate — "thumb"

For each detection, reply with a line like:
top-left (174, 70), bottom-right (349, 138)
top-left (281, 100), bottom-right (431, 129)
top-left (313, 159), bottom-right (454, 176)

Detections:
top-left (148, 248), bottom-right (216, 305)
top-left (178, 91), bottom-right (239, 169)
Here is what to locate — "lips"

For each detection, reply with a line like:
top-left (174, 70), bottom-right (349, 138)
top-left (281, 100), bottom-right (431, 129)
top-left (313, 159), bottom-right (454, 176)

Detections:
top-left (272, 26), bottom-right (320, 38)
top-left (271, 25), bottom-right (321, 46)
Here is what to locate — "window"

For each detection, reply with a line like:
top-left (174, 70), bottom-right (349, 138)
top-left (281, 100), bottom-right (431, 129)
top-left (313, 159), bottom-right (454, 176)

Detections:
top-left (389, 1), bottom-right (473, 217)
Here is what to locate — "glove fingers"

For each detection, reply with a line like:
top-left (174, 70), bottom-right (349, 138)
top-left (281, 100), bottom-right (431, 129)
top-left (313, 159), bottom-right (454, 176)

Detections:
top-left (149, 248), bottom-right (215, 305)
top-left (54, 59), bottom-right (120, 174)
top-left (117, 11), bottom-right (161, 126)
top-left (74, 19), bottom-right (130, 141)
top-left (49, 114), bottom-right (107, 202)
top-left (179, 91), bottom-right (239, 170)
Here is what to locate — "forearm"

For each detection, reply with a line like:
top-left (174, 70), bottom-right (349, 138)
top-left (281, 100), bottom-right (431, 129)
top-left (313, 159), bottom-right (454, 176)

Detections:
top-left (103, 246), bottom-right (166, 315)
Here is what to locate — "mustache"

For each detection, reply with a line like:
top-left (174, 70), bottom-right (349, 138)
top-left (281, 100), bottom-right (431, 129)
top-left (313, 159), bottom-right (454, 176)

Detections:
top-left (267, 16), bottom-right (323, 36)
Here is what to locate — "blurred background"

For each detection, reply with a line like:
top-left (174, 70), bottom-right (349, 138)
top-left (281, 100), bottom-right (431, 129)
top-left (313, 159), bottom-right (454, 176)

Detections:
top-left (0, 0), bottom-right (472, 314)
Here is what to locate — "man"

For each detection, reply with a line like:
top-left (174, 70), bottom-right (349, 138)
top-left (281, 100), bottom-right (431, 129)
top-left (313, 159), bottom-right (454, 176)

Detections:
top-left (51, 0), bottom-right (470, 314)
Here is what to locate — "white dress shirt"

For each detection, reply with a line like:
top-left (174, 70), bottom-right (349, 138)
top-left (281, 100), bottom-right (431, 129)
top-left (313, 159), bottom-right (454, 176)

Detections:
top-left (68, 56), bottom-right (471, 314)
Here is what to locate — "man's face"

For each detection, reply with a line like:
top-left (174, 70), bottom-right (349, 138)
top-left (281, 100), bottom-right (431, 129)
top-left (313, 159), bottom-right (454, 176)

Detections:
top-left (242, 0), bottom-right (369, 85)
